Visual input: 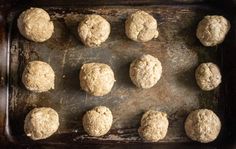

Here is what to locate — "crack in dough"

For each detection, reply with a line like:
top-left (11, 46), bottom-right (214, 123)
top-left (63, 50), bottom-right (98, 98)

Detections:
top-left (24, 107), bottom-right (59, 140)
top-left (17, 7), bottom-right (54, 42)
top-left (22, 61), bottom-right (55, 93)
top-left (125, 11), bottom-right (159, 42)
top-left (196, 15), bottom-right (230, 46)
top-left (195, 62), bottom-right (221, 91)
top-left (83, 106), bottom-right (113, 137)
top-left (185, 109), bottom-right (221, 143)
top-left (79, 63), bottom-right (115, 96)
top-left (78, 15), bottom-right (111, 47)
top-left (129, 54), bottom-right (162, 89)
top-left (138, 110), bottom-right (169, 142)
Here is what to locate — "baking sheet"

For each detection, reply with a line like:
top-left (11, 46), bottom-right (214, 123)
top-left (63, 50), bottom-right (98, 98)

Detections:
top-left (9, 6), bottom-right (220, 143)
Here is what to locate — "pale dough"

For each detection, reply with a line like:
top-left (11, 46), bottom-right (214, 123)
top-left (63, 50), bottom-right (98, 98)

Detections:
top-left (22, 61), bottom-right (55, 93)
top-left (195, 62), bottom-right (221, 91)
top-left (196, 15), bottom-right (230, 46)
top-left (125, 10), bottom-right (159, 42)
top-left (83, 106), bottom-right (113, 137)
top-left (78, 14), bottom-right (111, 47)
top-left (80, 63), bottom-right (115, 96)
top-left (185, 109), bottom-right (221, 143)
top-left (24, 107), bottom-right (59, 140)
top-left (129, 54), bottom-right (162, 89)
top-left (138, 110), bottom-right (169, 142)
top-left (17, 7), bottom-right (54, 42)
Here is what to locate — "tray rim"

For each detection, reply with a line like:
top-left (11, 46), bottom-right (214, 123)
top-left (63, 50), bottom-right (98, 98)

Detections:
top-left (1, 2), bottom-right (236, 148)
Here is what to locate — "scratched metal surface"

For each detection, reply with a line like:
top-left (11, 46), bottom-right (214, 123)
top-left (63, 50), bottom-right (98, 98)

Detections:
top-left (9, 6), bottom-right (220, 143)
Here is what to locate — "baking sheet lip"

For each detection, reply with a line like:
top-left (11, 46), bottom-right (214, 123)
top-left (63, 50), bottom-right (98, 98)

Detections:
top-left (7, 4), bottom-right (218, 21)
top-left (4, 11), bottom-right (18, 144)
top-left (4, 139), bottom-right (217, 146)
top-left (11, 0), bottom-right (213, 8)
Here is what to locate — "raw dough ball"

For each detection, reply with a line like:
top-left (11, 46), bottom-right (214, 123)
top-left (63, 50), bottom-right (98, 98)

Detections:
top-left (78, 15), bottom-right (111, 47)
top-left (83, 106), bottom-right (113, 137)
top-left (24, 107), bottom-right (59, 140)
top-left (80, 63), bottom-right (115, 96)
top-left (129, 54), bottom-right (162, 88)
top-left (195, 62), bottom-right (221, 91)
top-left (185, 109), bottom-right (221, 143)
top-left (138, 110), bottom-right (169, 142)
top-left (196, 15), bottom-right (230, 46)
top-left (17, 7), bottom-right (54, 42)
top-left (22, 61), bottom-right (55, 93)
top-left (125, 10), bottom-right (159, 42)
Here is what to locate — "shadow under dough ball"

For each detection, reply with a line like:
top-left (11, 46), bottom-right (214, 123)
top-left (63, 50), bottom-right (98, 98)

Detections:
top-left (17, 7), bottom-right (54, 42)
top-left (129, 54), bottom-right (162, 89)
top-left (125, 10), bottom-right (159, 42)
top-left (83, 106), bottom-right (113, 137)
top-left (79, 63), bottom-right (115, 96)
top-left (184, 109), bottom-right (221, 143)
top-left (24, 107), bottom-right (59, 140)
top-left (138, 110), bottom-right (169, 142)
top-left (22, 61), bottom-right (55, 93)
top-left (78, 14), bottom-right (111, 47)
top-left (196, 15), bottom-right (230, 47)
top-left (195, 62), bottom-right (221, 91)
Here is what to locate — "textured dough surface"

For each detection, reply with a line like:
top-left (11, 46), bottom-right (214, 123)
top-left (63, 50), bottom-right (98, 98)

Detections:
top-left (22, 61), bottom-right (55, 93)
top-left (130, 54), bottom-right (162, 88)
top-left (78, 14), bottom-right (111, 47)
top-left (196, 15), bottom-right (230, 46)
top-left (17, 7), bottom-right (54, 42)
top-left (24, 107), bottom-right (59, 140)
top-left (185, 109), bottom-right (221, 143)
top-left (195, 62), bottom-right (221, 91)
top-left (80, 63), bottom-right (115, 96)
top-left (125, 10), bottom-right (159, 42)
top-left (83, 106), bottom-right (113, 137)
top-left (138, 110), bottom-right (169, 142)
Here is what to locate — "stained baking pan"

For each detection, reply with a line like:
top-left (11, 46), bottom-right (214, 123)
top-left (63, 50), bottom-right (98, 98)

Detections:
top-left (0, 0), bottom-right (236, 148)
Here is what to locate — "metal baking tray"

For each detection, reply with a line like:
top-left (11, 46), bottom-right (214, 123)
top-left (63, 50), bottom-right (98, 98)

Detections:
top-left (0, 0), bottom-right (236, 148)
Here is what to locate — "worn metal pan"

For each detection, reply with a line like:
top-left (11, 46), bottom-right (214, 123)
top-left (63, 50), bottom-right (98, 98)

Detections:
top-left (0, 0), bottom-right (236, 148)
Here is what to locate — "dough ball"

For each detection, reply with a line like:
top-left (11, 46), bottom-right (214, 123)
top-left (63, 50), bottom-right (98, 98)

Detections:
top-left (125, 10), bottom-right (159, 42)
top-left (24, 107), bottom-right (59, 140)
top-left (138, 110), bottom-right (169, 142)
top-left (78, 15), bottom-right (111, 47)
top-left (22, 61), bottom-right (55, 93)
top-left (17, 7), bottom-right (54, 42)
top-left (185, 109), bottom-right (221, 143)
top-left (129, 54), bottom-right (162, 88)
top-left (79, 63), bottom-right (115, 96)
top-left (83, 106), bottom-right (113, 137)
top-left (196, 15), bottom-right (230, 46)
top-left (195, 62), bottom-right (221, 91)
